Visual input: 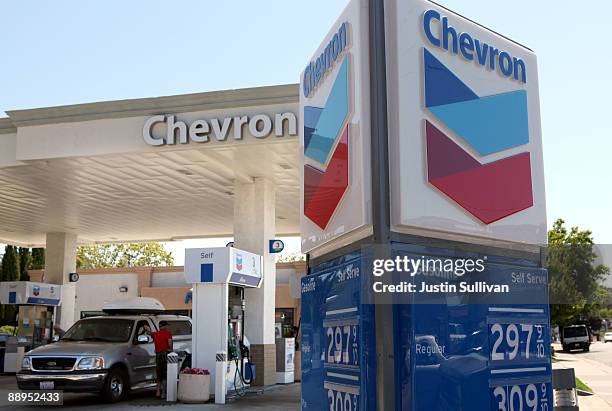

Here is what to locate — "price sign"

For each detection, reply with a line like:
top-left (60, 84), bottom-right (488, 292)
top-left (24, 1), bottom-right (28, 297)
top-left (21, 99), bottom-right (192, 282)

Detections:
top-left (327, 388), bottom-right (359, 411)
top-left (489, 322), bottom-right (547, 363)
top-left (491, 381), bottom-right (551, 411)
top-left (323, 322), bottom-right (359, 367)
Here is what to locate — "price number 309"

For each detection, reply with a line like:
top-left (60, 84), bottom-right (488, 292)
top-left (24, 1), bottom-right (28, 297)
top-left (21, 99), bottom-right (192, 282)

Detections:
top-left (327, 389), bottom-right (358, 411)
top-left (492, 382), bottom-right (550, 411)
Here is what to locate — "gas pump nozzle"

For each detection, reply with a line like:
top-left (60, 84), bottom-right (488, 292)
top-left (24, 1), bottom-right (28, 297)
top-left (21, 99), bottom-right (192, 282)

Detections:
top-left (239, 340), bottom-right (250, 360)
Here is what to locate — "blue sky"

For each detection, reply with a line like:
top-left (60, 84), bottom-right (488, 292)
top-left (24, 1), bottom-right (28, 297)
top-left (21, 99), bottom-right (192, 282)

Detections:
top-left (1, 1), bottom-right (610, 243)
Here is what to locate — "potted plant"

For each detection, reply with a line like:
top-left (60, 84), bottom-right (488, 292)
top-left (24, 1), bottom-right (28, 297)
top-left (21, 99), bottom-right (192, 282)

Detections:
top-left (178, 367), bottom-right (210, 403)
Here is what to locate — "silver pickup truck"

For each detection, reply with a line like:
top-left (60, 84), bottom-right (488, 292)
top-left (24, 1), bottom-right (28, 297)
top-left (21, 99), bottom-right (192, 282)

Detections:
top-left (16, 314), bottom-right (192, 402)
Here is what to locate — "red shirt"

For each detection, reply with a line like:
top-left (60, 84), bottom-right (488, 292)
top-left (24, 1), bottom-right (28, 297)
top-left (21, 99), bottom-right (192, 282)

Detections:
top-left (152, 328), bottom-right (172, 353)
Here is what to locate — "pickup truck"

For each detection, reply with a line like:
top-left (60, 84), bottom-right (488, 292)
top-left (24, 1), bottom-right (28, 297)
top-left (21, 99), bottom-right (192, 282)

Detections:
top-left (16, 314), bottom-right (192, 402)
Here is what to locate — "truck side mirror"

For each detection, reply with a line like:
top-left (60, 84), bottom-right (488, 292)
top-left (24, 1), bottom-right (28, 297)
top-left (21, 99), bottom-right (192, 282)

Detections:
top-left (137, 335), bottom-right (151, 344)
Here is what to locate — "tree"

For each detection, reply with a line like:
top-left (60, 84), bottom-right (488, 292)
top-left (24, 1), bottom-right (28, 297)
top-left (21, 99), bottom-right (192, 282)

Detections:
top-left (0, 246), bottom-right (20, 325)
top-left (548, 219), bottom-right (610, 327)
top-left (18, 247), bottom-right (31, 281)
top-left (1, 245), bottom-right (20, 281)
top-left (76, 243), bottom-right (174, 269)
top-left (30, 248), bottom-right (45, 270)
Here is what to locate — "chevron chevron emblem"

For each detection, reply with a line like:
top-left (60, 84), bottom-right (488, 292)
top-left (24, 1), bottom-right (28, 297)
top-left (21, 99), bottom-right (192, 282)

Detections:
top-left (423, 48), bottom-right (533, 224)
top-left (303, 55), bottom-right (350, 229)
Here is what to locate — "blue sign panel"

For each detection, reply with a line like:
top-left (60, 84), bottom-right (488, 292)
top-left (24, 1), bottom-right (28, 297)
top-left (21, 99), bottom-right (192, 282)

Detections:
top-left (269, 239), bottom-right (285, 253)
top-left (301, 251), bottom-right (376, 411)
top-left (26, 297), bottom-right (61, 305)
top-left (200, 263), bottom-right (213, 282)
top-left (393, 242), bottom-right (552, 411)
top-left (301, 243), bottom-right (552, 411)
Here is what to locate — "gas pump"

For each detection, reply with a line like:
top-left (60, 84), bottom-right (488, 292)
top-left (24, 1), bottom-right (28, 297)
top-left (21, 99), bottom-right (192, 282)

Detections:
top-left (17, 305), bottom-right (54, 348)
top-left (227, 286), bottom-right (254, 394)
top-left (0, 281), bottom-right (62, 372)
top-left (227, 286), bottom-right (245, 361)
top-left (184, 247), bottom-right (263, 400)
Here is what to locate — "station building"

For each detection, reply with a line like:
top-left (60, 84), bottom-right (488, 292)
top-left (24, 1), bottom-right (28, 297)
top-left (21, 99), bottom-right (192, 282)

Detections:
top-left (0, 84), bottom-right (301, 385)
top-left (25, 261), bottom-right (304, 324)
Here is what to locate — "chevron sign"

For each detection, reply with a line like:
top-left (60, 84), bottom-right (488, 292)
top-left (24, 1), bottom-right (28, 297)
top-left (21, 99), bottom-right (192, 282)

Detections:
top-left (423, 48), bottom-right (534, 225)
top-left (385, 1), bottom-right (546, 244)
top-left (303, 56), bottom-right (350, 230)
top-left (301, 2), bottom-right (374, 254)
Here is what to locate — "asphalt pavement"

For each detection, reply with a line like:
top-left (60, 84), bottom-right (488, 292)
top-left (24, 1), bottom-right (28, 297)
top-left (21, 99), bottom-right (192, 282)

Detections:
top-left (3, 342), bottom-right (610, 410)
top-left (0, 374), bottom-right (300, 410)
top-left (554, 340), bottom-right (612, 410)
top-left (578, 340), bottom-right (612, 369)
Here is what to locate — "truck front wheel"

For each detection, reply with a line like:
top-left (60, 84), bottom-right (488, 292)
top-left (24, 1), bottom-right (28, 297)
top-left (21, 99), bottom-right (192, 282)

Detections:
top-left (101, 367), bottom-right (128, 403)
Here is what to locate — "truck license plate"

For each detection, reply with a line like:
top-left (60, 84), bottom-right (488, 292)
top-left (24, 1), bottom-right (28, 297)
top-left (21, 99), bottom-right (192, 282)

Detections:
top-left (40, 381), bottom-right (54, 390)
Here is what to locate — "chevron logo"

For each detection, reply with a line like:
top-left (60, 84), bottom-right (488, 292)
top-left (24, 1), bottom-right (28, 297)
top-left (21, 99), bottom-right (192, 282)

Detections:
top-left (303, 55), bottom-right (350, 229)
top-left (423, 48), bottom-right (533, 224)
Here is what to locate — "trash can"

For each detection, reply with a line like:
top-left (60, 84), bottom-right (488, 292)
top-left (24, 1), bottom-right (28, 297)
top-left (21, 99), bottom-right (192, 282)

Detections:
top-left (553, 368), bottom-right (579, 411)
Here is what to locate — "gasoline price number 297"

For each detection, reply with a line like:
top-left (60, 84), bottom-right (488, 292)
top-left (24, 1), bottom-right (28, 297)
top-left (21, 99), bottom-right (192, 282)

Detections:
top-left (325, 324), bottom-right (359, 366)
top-left (490, 323), bottom-right (546, 362)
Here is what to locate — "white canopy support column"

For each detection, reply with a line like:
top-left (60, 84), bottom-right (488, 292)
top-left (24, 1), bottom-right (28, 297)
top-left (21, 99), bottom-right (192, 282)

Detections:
top-left (44, 232), bottom-right (77, 331)
top-left (233, 177), bottom-right (276, 386)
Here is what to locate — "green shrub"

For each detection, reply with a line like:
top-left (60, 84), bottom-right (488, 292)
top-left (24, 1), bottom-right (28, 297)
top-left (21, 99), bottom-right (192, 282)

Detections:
top-left (0, 325), bottom-right (15, 335)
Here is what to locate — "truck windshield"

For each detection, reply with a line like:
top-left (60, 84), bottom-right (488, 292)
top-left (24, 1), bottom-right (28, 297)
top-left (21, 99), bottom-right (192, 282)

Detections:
top-left (62, 319), bottom-right (134, 343)
top-left (564, 327), bottom-right (587, 338)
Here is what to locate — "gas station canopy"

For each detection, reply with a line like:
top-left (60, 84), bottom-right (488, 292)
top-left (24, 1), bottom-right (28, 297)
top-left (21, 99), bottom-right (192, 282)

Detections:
top-left (0, 84), bottom-right (300, 246)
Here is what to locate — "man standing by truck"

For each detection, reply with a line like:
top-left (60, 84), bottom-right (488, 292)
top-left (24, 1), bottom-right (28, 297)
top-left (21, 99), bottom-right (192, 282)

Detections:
top-left (152, 321), bottom-right (173, 399)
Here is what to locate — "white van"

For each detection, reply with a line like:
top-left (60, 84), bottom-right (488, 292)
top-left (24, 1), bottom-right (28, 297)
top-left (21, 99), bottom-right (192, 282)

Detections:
top-left (561, 324), bottom-right (590, 352)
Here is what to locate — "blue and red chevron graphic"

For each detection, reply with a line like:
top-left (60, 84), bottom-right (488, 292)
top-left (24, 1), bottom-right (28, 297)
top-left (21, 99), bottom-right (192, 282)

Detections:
top-left (303, 56), bottom-right (350, 229)
top-left (423, 48), bottom-right (533, 224)
top-left (426, 121), bottom-right (533, 224)
top-left (424, 48), bottom-right (529, 156)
